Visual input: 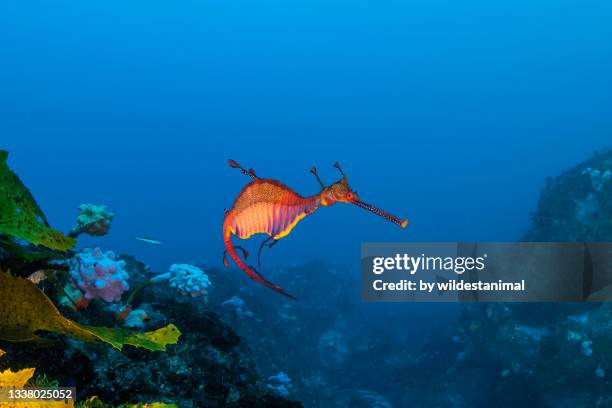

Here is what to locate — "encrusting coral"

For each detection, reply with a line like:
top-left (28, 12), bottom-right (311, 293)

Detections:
top-left (69, 204), bottom-right (114, 238)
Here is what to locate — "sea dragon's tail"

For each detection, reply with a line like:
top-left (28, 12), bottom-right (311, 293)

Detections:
top-left (223, 221), bottom-right (296, 300)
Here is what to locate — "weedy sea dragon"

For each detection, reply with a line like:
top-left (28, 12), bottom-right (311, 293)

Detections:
top-left (222, 160), bottom-right (408, 299)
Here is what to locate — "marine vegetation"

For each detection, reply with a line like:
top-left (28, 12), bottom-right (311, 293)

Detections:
top-left (0, 270), bottom-right (180, 351)
top-left (0, 150), bottom-right (74, 252)
top-left (0, 351), bottom-right (73, 408)
top-left (0, 151), bottom-right (180, 352)
top-left (223, 159), bottom-right (408, 298)
top-left (0, 348), bottom-right (178, 407)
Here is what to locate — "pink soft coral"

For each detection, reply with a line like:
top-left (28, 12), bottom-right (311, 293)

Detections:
top-left (69, 247), bottom-right (129, 303)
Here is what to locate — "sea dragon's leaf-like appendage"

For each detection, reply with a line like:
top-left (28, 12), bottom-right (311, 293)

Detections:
top-left (0, 150), bottom-right (75, 252)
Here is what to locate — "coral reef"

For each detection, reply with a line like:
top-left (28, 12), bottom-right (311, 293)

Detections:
top-left (69, 204), bottom-right (114, 238)
top-left (69, 247), bottom-right (129, 303)
top-left (0, 256), bottom-right (302, 407)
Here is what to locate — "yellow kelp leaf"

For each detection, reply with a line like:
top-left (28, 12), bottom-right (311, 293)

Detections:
top-left (0, 349), bottom-right (29, 388)
top-left (126, 324), bottom-right (181, 351)
top-left (0, 271), bottom-right (180, 352)
top-left (1, 400), bottom-right (74, 408)
top-left (127, 404), bottom-right (178, 408)
top-left (0, 269), bottom-right (97, 344)
top-left (0, 367), bottom-right (35, 387)
top-left (0, 350), bottom-right (73, 408)
top-left (82, 324), bottom-right (181, 352)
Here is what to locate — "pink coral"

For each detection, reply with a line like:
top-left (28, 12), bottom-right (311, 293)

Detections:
top-left (69, 247), bottom-right (129, 303)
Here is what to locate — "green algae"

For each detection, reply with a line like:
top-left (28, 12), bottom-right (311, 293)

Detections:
top-left (0, 150), bottom-right (75, 252)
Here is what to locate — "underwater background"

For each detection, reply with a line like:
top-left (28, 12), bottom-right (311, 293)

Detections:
top-left (1, 0), bottom-right (612, 407)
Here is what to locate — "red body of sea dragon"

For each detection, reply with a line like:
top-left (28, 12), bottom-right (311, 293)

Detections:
top-left (222, 160), bottom-right (408, 299)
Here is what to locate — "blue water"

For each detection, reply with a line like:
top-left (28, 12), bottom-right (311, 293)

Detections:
top-left (3, 1), bottom-right (610, 273)
top-left (1, 1), bottom-right (611, 406)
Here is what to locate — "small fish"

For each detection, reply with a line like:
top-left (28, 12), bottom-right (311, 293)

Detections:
top-left (134, 236), bottom-right (162, 245)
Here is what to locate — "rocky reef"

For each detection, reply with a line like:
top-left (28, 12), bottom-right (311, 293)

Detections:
top-left (383, 149), bottom-right (612, 408)
top-left (524, 148), bottom-right (612, 242)
top-left (204, 258), bottom-right (450, 407)
top-left (205, 260), bottom-right (359, 407)
top-left (0, 254), bottom-right (302, 407)
top-left (453, 302), bottom-right (612, 407)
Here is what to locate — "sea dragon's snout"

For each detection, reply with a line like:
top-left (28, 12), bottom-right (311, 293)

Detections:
top-left (351, 199), bottom-right (408, 228)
